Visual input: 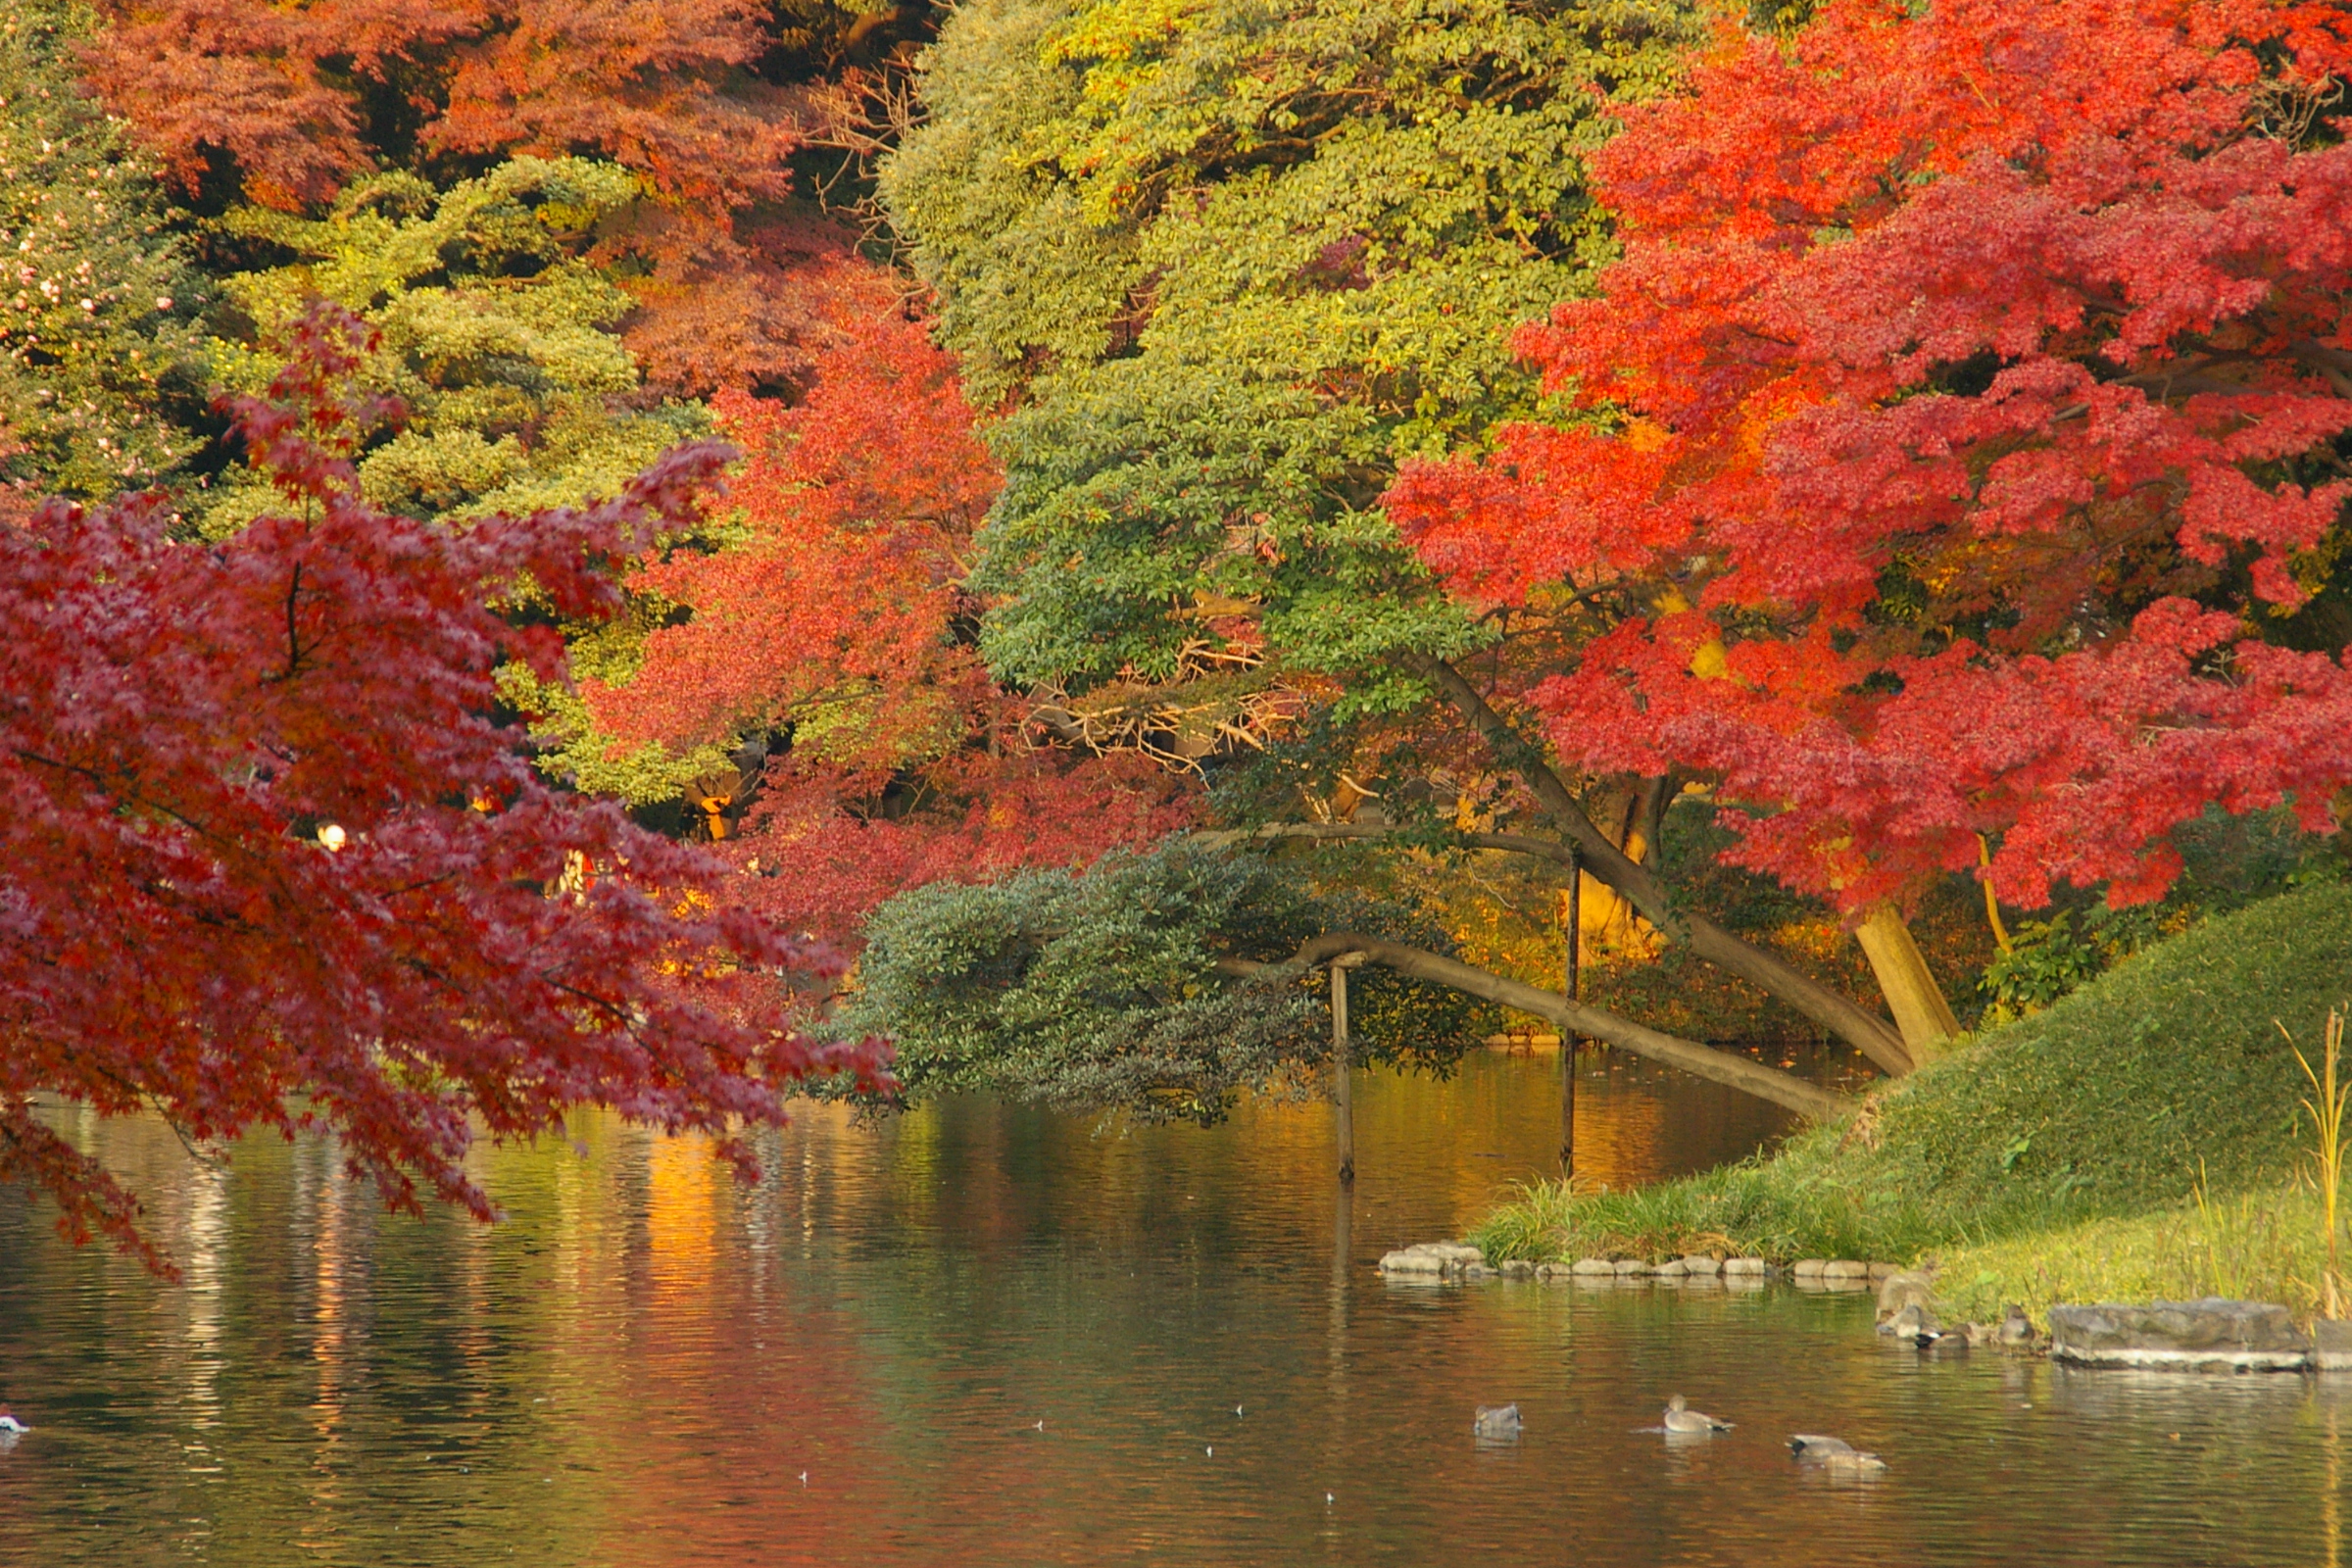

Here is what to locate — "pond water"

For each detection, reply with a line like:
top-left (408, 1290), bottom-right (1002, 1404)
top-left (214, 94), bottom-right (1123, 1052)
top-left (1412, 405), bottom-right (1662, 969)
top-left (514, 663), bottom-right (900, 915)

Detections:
top-left (1, 1045), bottom-right (2345, 1567)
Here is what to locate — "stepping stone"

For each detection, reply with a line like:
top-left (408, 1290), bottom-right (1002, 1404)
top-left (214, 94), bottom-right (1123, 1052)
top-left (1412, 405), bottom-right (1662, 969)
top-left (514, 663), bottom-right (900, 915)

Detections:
top-left (2050, 1299), bottom-right (2313, 1371)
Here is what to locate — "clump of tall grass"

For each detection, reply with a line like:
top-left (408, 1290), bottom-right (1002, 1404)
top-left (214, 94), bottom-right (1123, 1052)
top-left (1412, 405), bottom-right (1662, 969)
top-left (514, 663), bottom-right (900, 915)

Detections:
top-left (1469, 1152), bottom-right (1949, 1266)
top-left (1933, 1184), bottom-right (2335, 1326)
top-left (2288, 1007), bottom-right (2348, 1319)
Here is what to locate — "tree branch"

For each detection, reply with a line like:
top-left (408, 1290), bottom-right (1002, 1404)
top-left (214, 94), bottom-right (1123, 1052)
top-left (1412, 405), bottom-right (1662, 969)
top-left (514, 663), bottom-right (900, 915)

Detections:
top-left (1192, 820), bottom-right (1581, 866)
top-left (1397, 652), bottom-right (1915, 1075)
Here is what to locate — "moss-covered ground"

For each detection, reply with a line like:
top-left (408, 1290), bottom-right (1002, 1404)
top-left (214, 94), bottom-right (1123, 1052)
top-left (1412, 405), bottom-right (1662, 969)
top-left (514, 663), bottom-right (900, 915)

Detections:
top-left (1470, 882), bottom-right (2352, 1323)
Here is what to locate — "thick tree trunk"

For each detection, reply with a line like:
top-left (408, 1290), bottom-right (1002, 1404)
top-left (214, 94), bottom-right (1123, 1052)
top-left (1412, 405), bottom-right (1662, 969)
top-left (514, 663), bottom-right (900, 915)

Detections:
top-left (1401, 654), bottom-right (1915, 1077)
top-left (1283, 933), bottom-right (1853, 1123)
top-left (1852, 903), bottom-right (1961, 1065)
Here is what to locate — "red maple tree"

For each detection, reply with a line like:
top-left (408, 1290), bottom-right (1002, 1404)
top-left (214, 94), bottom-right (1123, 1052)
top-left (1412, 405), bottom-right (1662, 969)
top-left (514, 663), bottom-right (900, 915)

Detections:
top-left (0, 308), bottom-right (885, 1270)
top-left (1390, 0), bottom-right (2352, 914)
top-left (585, 293), bottom-right (1194, 945)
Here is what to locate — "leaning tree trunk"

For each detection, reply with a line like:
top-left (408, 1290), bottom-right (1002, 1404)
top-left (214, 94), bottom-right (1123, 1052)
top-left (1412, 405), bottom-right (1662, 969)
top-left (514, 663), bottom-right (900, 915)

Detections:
top-left (1403, 654), bottom-right (1915, 1077)
top-left (1852, 903), bottom-right (1961, 1065)
top-left (1285, 933), bottom-right (1852, 1123)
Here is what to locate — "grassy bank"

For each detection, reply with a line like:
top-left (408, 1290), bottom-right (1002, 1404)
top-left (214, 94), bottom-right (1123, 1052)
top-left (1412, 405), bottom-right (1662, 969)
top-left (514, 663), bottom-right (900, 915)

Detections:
top-left (1471, 882), bottom-right (2352, 1323)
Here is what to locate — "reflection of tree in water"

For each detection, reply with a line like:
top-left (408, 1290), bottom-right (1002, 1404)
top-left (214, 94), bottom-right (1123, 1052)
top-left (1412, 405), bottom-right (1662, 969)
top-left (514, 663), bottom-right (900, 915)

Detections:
top-left (7, 1072), bottom-right (2343, 1565)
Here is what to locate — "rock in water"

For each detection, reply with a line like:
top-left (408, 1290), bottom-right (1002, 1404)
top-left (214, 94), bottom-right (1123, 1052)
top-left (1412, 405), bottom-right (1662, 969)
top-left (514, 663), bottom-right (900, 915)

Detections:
top-left (2048, 1299), bottom-right (2313, 1372)
top-left (1473, 1403), bottom-right (1522, 1440)
top-left (1876, 1269), bottom-right (1935, 1324)
top-left (1379, 1241), bottom-right (1487, 1275)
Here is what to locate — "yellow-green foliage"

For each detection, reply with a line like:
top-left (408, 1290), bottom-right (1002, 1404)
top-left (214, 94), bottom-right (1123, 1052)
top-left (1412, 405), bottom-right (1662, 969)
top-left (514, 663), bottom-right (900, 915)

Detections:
top-left (0, 0), bottom-right (205, 498)
top-left (496, 612), bottom-right (733, 809)
top-left (198, 158), bottom-right (706, 535)
top-left (193, 157), bottom-right (731, 809)
top-left (885, 0), bottom-right (1695, 695)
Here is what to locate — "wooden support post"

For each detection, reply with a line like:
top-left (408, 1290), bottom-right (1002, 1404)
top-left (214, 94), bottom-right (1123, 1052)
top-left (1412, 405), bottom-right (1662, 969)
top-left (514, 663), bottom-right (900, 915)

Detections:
top-left (1561, 844), bottom-right (1581, 1179)
top-left (1332, 955), bottom-right (1363, 1184)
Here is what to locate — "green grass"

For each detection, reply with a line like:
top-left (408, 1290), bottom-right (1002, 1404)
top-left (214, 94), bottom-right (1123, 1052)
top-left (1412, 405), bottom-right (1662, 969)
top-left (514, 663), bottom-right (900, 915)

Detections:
top-left (1931, 1185), bottom-right (2334, 1324)
top-left (1471, 882), bottom-right (2352, 1319)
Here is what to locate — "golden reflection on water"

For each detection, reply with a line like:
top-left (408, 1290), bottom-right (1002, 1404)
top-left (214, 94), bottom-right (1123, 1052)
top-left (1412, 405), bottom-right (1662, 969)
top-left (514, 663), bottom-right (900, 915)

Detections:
top-left (1, 1049), bottom-right (2339, 1568)
top-left (2327, 1397), bottom-right (2342, 1568)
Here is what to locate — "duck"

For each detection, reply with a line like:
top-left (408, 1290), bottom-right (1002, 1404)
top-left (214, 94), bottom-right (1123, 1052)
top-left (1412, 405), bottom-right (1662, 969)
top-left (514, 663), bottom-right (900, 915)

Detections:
top-left (1472, 1403), bottom-right (1522, 1439)
top-left (0, 1413), bottom-right (26, 1435)
top-left (1788, 1433), bottom-right (1886, 1471)
top-left (1662, 1395), bottom-right (1733, 1434)
top-left (1883, 1302), bottom-right (1969, 1353)
top-left (1998, 1304), bottom-right (2037, 1348)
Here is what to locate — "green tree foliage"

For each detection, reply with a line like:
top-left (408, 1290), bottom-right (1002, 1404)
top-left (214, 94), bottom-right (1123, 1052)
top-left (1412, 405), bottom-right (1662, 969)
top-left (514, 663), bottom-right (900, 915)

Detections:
top-left (198, 157), bottom-right (709, 536)
top-left (844, 841), bottom-right (1485, 1119)
top-left (883, 0), bottom-right (1691, 696)
top-left (0, 1), bottom-right (204, 501)
top-left (192, 156), bottom-right (738, 806)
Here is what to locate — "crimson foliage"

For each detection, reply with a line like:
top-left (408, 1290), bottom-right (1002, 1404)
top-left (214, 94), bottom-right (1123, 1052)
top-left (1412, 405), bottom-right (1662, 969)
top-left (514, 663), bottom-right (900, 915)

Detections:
top-left (0, 309), bottom-right (883, 1269)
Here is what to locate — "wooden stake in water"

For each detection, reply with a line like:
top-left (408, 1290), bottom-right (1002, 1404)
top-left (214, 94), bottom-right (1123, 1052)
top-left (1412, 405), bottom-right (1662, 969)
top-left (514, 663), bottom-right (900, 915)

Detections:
top-left (1332, 955), bottom-right (1363, 1184)
top-left (1561, 844), bottom-right (1581, 1179)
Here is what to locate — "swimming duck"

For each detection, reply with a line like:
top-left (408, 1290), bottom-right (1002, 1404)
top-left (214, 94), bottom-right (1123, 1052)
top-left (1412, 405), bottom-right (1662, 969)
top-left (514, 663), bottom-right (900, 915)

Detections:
top-left (0, 1414), bottom-right (26, 1435)
top-left (1883, 1302), bottom-right (1969, 1352)
top-left (1662, 1395), bottom-right (1733, 1434)
top-left (1472, 1403), bottom-right (1522, 1439)
top-left (1789, 1433), bottom-right (1886, 1471)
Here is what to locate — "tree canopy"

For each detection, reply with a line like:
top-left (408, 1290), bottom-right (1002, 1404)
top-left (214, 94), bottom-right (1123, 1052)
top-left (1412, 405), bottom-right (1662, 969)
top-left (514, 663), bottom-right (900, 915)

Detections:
top-left (10, 0), bottom-right (2352, 1260)
top-left (1389, 0), bottom-right (2352, 913)
top-left (846, 840), bottom-right (1483, 1120)
top-left (199, 156), bottom-right (709, 532)
top-left (885, 0), bottom-right (1693, 702)
top-left (0, 310), bottom-right (882, 1267)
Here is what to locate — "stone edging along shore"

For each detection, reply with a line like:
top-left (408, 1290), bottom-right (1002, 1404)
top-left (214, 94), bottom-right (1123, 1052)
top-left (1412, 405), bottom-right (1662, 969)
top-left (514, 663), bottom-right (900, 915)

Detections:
top-left (1378, 1244), bottom-right (2352, 1374)
top-left (1378, 1243), bottom-right (1891, 1289)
